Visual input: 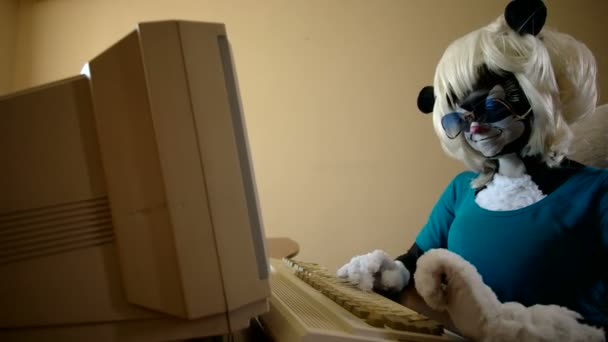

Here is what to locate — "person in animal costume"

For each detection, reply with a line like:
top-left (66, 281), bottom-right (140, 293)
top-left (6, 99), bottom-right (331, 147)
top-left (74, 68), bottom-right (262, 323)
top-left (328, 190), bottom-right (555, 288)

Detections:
top-left (337, 1), bottom-right (608, 341)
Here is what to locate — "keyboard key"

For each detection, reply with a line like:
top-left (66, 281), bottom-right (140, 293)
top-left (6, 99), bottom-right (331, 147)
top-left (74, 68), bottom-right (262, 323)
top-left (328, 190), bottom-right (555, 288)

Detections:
top-left (283, 258), bottom-right (445, 336)
top-left (365, 313), bottom-right (386, 327)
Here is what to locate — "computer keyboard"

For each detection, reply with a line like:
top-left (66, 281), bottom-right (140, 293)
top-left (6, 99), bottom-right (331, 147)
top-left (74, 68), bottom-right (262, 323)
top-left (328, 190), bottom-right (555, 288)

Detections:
top-left (260, 258), bottom-right (464, 341)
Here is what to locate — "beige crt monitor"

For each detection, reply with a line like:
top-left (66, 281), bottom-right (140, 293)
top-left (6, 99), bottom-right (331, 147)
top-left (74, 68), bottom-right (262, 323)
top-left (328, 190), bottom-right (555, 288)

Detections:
top-left (0, 20), bottom-right (270, 341)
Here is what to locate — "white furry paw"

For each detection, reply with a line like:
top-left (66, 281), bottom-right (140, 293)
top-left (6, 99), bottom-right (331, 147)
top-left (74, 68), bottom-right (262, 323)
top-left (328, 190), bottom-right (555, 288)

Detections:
top-left (377, 260), bottom-right (410, 292)
top-left (414, 249), bottom-right (452, 311)
top-left (482, 303), bottom-right (606, 342)
top-left (337, 250), bottom-right (410, 292)
top-left (414, 249), bottom-right (500, 313)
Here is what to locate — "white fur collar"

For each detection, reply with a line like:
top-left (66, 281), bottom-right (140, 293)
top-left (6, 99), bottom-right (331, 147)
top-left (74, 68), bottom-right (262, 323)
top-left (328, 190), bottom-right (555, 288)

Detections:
top-left (475, 174), bottom-right (546, 211)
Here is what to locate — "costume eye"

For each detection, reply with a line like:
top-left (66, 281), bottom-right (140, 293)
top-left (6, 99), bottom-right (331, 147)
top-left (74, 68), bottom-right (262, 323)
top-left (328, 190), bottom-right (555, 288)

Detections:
top-left (485, 98), bottom-right (499, 111)
top-left (483, 98), bottom-right (512, 123)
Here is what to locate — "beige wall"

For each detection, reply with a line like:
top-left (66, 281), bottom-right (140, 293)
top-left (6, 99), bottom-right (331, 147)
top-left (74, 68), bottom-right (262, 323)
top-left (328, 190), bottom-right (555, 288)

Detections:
top-left (9, 0), bottom-right (608, 272)
top-left (0, 0), bottom-right (19, 94)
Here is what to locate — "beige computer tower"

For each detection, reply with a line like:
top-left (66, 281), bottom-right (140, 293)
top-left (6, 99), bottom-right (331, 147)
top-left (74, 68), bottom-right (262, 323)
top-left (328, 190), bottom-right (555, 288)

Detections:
top-left (0, 20), bottom-right (269, 342)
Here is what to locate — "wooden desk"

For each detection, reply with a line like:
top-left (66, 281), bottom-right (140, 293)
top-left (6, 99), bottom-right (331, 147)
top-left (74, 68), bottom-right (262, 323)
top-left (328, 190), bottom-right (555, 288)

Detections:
top-left (265, 237), bottom-right (299, 259)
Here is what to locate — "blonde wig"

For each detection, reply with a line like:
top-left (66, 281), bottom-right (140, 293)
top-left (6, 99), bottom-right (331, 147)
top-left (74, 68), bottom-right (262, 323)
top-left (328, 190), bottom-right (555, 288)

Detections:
top-left (431, 15), bottom-right (598, 188)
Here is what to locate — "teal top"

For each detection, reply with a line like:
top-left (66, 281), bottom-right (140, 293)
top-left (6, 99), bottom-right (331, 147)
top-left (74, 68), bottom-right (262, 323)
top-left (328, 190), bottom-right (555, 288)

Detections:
top-left (416, 167), bottom-right (608, 326)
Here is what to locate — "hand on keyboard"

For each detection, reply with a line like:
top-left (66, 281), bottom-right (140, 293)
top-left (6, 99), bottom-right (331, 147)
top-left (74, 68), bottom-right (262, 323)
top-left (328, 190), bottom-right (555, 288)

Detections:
top-left (337, 250), bottom-right (410, 292)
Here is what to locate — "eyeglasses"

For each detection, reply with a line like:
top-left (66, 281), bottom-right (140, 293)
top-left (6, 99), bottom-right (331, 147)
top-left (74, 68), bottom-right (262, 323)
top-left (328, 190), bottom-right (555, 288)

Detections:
top-left (440, 97), bottom-right (531, 139)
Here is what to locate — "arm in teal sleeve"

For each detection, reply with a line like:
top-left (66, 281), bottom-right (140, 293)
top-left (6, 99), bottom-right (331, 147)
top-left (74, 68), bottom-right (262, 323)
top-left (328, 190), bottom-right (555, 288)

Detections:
top-left (415, 172), bottom-right (474, 252)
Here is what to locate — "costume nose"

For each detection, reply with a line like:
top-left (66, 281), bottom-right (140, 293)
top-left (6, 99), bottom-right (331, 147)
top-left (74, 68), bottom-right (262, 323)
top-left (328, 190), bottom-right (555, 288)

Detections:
top-left (469, 122), bottom-right (488, 134)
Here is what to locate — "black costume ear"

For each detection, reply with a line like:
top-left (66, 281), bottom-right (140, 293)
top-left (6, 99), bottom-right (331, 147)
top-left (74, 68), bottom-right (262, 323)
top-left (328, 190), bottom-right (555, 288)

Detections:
top-left (417, 86), bottom-right (435, 114)
top-left (504, 0), bottom-right (547, 36)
